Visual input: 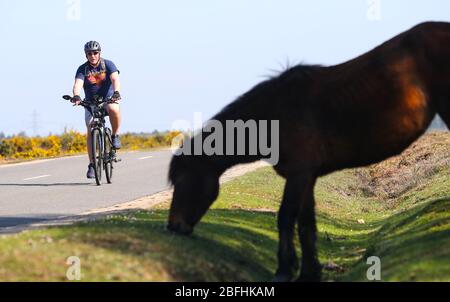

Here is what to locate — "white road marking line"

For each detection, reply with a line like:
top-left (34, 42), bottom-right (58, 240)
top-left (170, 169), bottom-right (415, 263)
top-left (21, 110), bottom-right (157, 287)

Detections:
top-left (0, 159), bottom-right (56, 168)
top-left (61, 155), bottom-right (85, 159)
top-left (0, 155), bottom-right (84, 169)
top-left (23, 175), bottom-right (51, 181)
top-left (138, 156), bottom-right (153, 160)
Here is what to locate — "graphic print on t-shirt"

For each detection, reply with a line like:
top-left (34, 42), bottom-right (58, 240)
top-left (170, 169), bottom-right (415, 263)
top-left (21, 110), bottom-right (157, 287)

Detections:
top-left (86, 70), bottom-right (107, 87)
top-left (76, 59), bottom-right (119, 100)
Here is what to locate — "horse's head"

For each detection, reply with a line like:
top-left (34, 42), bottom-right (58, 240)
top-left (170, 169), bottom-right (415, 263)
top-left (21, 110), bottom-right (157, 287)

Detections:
top-left (167, 154), bottom-right (220, 235)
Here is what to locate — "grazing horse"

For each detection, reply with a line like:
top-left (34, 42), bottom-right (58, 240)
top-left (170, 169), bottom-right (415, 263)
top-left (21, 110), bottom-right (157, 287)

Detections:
top-left (167, 22), bottom-right (450, 281)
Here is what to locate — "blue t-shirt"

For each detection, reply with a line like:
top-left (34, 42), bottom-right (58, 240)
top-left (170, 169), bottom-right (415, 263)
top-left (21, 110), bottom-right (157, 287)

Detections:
top-left (75, 59), bottom-right (119, 101)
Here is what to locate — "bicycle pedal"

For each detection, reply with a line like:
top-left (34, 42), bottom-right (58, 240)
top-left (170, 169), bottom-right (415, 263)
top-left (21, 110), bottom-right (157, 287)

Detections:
top-left (114, 158), bottom-right (122, 163)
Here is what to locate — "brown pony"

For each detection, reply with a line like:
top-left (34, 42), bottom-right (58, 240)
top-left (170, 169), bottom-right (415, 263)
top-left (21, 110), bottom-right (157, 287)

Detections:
top-left (167, 22), bottom-right (450, 281)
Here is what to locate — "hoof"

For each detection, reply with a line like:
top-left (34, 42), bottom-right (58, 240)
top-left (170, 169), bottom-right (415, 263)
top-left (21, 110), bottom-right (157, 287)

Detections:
top-left (166, 221), bottom-right (193, 236)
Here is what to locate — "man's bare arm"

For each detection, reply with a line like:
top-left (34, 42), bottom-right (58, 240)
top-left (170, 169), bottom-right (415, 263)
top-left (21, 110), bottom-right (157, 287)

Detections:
top-left (110, 71), bottom-right (121, 93)
top-left (71, 78), bottom-right (84, 104)
top-left (73, 78), bottom-right (84, 96)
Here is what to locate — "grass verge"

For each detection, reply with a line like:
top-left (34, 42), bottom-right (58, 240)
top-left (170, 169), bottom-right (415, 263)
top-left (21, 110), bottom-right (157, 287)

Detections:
top-left (0, 133), bottom-right (448, 281)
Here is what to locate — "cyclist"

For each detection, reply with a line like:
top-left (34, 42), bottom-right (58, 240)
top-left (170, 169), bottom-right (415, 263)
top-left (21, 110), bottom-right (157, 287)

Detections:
top-left (71, 41), bottom-right (122, 179)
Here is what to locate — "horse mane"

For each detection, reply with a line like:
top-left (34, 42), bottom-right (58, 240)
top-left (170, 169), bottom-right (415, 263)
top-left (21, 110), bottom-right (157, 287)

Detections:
top-left (213, 63), bottom-right (324, 121)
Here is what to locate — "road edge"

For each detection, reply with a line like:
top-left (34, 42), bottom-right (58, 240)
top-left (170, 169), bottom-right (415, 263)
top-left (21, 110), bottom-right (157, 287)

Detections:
top-left (0, 161), bottom-right (270, 235)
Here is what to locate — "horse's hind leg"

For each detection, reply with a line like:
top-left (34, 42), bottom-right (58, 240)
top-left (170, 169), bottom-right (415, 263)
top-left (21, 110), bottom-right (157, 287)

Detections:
top-left (273, 174), bottom-right (311, 282)
top-left (296, 176), bottom-right (322, 282)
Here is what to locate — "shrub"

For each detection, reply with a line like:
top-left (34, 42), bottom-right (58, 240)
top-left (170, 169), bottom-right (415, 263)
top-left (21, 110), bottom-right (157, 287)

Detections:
top-left (0, 131), bottom-right (176, 161)
top-left (0, 140), bottom-right (14, 157)
top-left (60, 131), bottom-right (86, 153)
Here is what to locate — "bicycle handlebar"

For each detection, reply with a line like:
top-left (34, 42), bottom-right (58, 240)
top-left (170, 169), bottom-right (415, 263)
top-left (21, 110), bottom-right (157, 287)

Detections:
top-left (61, 95), bottom-right (118, 109)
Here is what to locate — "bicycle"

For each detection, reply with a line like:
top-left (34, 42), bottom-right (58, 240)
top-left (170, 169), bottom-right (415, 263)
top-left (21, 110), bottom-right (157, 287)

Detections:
top-left (62, 94), bottom-right (121, 185)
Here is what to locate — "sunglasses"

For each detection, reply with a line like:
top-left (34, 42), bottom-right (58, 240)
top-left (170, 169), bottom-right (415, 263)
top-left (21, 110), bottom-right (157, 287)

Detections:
top-left (87, 51), bottom-right (99, 56)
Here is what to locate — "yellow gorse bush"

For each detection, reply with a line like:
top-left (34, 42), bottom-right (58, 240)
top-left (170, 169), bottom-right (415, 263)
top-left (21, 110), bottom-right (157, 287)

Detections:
top-left (0, 131), bottom-right (181, 161)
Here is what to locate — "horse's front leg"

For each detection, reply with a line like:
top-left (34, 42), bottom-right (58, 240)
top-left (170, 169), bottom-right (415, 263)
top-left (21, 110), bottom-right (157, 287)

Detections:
top-left (297, 177), bottom-right (322, 282)
top-left (273, 175), bottom-right (310, 282)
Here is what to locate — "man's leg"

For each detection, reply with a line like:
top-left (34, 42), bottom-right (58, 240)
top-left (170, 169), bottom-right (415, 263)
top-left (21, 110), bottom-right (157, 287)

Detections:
top-left (86, 128), bottom-right (93, 163)
top-left (106, 103), bottom-right (122, 149)
top-left (106, 103), bottom-right (121, 135)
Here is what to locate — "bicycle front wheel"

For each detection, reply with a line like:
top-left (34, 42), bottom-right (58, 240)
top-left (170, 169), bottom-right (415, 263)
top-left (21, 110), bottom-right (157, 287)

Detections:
top-left (104, 128), bottom-right (113, 184)
top-left (91, 129), bottom-right (103, 186)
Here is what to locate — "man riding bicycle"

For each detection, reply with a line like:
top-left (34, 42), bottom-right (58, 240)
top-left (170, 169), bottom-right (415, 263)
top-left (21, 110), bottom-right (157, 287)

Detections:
top-left (72, 41), bottom-right (122, 179)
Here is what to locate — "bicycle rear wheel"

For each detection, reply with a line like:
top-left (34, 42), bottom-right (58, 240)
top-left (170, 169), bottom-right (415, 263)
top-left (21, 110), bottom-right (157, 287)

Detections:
top-left (91, 129), bottom-right (102, 186)
top-left (104, 128), bottom-right (113, 184)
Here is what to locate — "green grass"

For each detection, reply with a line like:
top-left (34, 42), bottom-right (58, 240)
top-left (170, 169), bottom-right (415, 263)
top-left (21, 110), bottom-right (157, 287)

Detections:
top-left (0, 164), bottom-right (449, 281)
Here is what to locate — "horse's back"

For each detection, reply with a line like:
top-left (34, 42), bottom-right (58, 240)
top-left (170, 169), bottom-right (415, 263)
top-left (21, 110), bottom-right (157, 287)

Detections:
top-left (276, 23), bottom-right (446, 176)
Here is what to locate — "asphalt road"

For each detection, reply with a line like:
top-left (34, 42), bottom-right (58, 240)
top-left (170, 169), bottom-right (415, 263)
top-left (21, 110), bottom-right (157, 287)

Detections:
top-left (0, 150), bottom-right (173, 229)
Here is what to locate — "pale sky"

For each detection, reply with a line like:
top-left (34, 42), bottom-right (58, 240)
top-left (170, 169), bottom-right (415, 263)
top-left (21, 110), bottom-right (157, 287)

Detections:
top-left (0, 0), bottom-right (449, 136)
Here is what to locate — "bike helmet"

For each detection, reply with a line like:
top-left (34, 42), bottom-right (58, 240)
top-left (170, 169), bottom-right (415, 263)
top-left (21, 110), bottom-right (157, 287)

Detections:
top-left (84, 41), bottom-right (101, 53)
